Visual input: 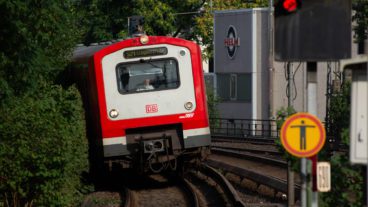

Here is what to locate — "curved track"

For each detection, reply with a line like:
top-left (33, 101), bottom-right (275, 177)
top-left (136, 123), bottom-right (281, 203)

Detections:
top-left (191, 163), bottom-right (246, 207)
top-left (81, 154), bottom-right (250, 206)
top-left (123, 164), bottom-right (245, 207)
top-left (211, 147), bottom-right (286, 168)
top-left (208, 138), bottom-right (300, 201)
top-left (211, 136), bottom-right (277, 145)
top-left (125, 173), bottom-right (198, 207)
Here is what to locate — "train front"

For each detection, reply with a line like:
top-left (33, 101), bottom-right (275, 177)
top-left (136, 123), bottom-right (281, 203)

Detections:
top-left (92, 36), bottom-right (211, 172)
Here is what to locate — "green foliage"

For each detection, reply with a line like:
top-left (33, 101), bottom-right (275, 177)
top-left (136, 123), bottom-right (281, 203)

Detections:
top-left (77, 0), bottom-right (133, 44)
top-left (0, 1), bottom-right (89, 206)
top-left (352, 0), bottom-right (368, 43)
top-left (327, 82), bottom-right (351, 145)
top-left (320, 141), bottom-right (364, 207)
top-left (275, 106), bottom-right (297, 129)
top-left (76, 0), bottom-right (269, 57)
top-left (78, 0), bottom-right (205, 43)
top-left (0, 0), bottom-right (81, 99)
top-left (274, 107), bottom-right (300, 171)
top-left (206, 82), bottom-right (220, 119)
top-left (319, 82), bottom-right (364, 206)
top-left (0, 84), bottom-right (88, 206)
top-left (133, 0), bottom-right (176, 36)
top-left (206, 81), bottom-right (221, 131)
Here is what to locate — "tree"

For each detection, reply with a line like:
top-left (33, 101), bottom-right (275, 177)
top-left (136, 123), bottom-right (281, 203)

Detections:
top-left (319, 82), bottom-right (364, 207)
top-left (0, 1), bottom-right (88, 206)
top-left (77, 0), bottom-right (133, 44)
top-left (78, 0), bottom-right (206, 44)
top-left (352, 0), bottom-right (368, 45)
top-left (77, 0), bottom-right (269, 57)
top-left (0, 85), bottom-right (88, 206)
top-left (0, 1), bottom-right (81, 98)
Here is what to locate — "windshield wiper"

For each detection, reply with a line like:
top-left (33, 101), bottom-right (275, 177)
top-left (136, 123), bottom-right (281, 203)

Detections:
top-left (139, 58), bottom-right (162, 69)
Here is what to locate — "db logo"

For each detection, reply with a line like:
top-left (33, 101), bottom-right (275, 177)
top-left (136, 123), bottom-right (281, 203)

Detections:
top-left (146, 104), bottom-right (158, 113)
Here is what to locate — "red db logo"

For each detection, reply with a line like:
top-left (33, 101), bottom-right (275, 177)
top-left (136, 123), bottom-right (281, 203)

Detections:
top-left (146, 104), bottom-right (158, 113)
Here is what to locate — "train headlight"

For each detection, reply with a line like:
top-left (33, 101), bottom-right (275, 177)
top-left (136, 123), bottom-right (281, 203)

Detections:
top-left (140, 35), bottom-right (149, 44)
top-left (109, 109), bottom-right (119, 118)
top-left (184, 101), bottom-right (193, 110)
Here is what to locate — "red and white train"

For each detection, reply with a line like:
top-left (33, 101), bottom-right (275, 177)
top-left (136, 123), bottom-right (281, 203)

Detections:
top-left (71, 35), bottom-right (210, 173)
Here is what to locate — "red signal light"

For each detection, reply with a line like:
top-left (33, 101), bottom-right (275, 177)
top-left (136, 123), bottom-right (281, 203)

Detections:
top-left (274, 0), bottom-right (301, 16)
top-left (283, 0), bottom-right (297, 12)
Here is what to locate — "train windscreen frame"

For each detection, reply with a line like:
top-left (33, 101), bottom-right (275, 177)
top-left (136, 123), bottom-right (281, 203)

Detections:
top-left (116, 58), bottom-right (180, 94)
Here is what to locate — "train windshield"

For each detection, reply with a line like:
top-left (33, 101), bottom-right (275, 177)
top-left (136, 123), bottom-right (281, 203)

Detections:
top-left (116, 58), bottom-right (179, 94)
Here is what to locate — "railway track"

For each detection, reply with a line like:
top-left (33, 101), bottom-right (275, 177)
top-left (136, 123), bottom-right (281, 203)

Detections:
top-left (82, 133), bottom-right (291, 206)
top-left (211, 147), bottom-right (286, 168)
top-left (187, 163), bottom-right (246, 207)
top-left (211, 136), bottom-right (277, 145)
top-left (125, 174), bottom-right (197, 207)
top-left (213, 145), bottom-right (282, 156)
top-left (82, 163), bottom-right (245, 207)
top-left (208, 139), bottom-right (300, 202)
top-left (82, 173), bottom-right (197, 207)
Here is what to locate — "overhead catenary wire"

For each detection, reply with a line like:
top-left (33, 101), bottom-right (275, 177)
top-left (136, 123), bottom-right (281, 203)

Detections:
top-left (292, 62), bottom-right (302, 101)
top-left (284, 62), bottom-right (302, 102)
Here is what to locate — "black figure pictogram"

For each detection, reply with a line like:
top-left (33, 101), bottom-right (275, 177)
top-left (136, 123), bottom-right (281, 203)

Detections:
top-left (290, 120), bottom-right (315, 150)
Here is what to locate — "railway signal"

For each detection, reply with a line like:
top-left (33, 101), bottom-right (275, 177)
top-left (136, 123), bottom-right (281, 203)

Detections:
top-left (274, 0), bottom-right (352, 61)
top-left (274, 0), bottom-right (302, 15)
top-left (128, 15), bottom-right (145, 37)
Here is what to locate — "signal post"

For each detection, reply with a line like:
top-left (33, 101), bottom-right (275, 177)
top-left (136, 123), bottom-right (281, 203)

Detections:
top-left (280, 113), bottom-right (328, 207)
top-left (273, 0), bottom-right (352, 205)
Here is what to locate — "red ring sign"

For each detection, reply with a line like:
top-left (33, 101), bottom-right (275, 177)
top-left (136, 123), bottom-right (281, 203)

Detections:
top-left (280, 113), bottom-right (326, 158)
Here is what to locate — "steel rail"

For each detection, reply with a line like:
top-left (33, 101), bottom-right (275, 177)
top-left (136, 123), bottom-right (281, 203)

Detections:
top-left (206, 159), bottom-right (300, 199)
top-left (212, 136), bottom-right (277, 145)
top-left (124, 188), bottom-right (136, 207)
top-left (212, 145), bottom-right (282, 156)
top-left (166, 172), bottom-right (199, 207)
top-left (198, 163), bottom-right (246, 207)
top-left (180, 178), bottom-right (200, 207)
top-left (211, 147), bottom-right (287, 168)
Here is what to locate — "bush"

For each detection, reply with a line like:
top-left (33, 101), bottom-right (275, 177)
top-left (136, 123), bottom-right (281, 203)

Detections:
top-left (0, 84), bottom-right (88, 206)
top-left (320, 146), bottom-right (364, 207)
top-left (205, 81), bottom-right (220, 119)
top-left (319, 82), bottom-right (364, 207)
top-left (205, 81), bottom-right (221, 133)
top-left (274, 107), bottom-right (300, 171)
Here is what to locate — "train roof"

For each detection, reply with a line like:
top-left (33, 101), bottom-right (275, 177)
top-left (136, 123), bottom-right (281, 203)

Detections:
top-left (71, 36), bottom-right (199, 65)
top-left (72, 42), bottom-right (116, 64)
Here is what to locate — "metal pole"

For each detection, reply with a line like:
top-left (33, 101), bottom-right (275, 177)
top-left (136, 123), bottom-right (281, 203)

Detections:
top-left (286, 62), bottom-right (296, 206)
top-left (366, 59), bottom-right (368, 207)
top-left (288, 161), bottom-right (295, 206)
top-left (301, 158), bottom-right (307, 207)
top-left (309, 65), bottom-right (320, 207)
top-left (268, 0), bottom-right (274, 116)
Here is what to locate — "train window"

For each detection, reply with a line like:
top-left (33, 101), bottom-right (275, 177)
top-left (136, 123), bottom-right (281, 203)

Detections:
top-left (116, 58), bottom-right (180, 94)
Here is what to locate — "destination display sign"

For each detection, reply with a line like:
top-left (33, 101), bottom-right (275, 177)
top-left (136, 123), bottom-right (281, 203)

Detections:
top-left (124, 47), bottom-right (168, 59)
